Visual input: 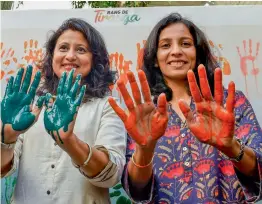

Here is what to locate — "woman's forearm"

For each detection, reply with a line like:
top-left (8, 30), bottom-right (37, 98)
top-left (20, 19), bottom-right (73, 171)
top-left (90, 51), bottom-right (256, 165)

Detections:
top-left (1, 148), bottom-right (15, 177)
top-left (220, 138), bottom-right (258, 177)
top-left (0, 125), bottom-right (19, 177)
top-left (127, 144), bottom-right (155, 189)
top-left (62, 133), bottom-right (109, 178)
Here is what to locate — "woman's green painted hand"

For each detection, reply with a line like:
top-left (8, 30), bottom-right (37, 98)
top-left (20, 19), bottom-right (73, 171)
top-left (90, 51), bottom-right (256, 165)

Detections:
top-left (44, 69), bottom-right (86, 145)
top-left (1, 65), bottom-right (45, 143)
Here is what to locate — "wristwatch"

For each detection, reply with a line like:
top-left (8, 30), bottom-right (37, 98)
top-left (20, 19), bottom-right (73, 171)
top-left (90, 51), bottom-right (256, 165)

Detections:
top-left (223, 138), bottom-right (245, 162)
top-left (1, 141), bottom-right (16, 149)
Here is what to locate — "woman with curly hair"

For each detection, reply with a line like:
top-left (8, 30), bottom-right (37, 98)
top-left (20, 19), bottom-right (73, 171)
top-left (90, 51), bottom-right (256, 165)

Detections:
top-left (1, 18), bottom-right (126, 204)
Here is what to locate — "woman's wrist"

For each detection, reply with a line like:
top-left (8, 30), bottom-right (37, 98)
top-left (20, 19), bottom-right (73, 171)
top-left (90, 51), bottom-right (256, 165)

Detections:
top-left (134, 142), bottom-right (156, 166)
top-left (62, 133), bottom-right (90, 166)
top-left (0, 123), bottom-right (20, 144)
top-left (219, 137), bottom-right (241, 158)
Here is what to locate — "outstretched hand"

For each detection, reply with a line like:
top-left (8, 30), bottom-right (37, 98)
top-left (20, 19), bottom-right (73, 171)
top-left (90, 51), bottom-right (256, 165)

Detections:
top-left (44, 69), bottom-right (86, 145)
top-left (179, 65), bottom-right (235, 149)
top-left (109, 70), bottom-right (168, 147)
top-left (1, 65), bottom-right (45, 143)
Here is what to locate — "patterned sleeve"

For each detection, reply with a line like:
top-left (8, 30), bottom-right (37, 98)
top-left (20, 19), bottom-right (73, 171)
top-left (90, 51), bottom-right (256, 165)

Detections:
top-left (233, 90), bottom-right (262, 203)
top-left (1, 135), bottom-right (23, 204)
top-left (2, 134), bottom-right (24, 178)
top-left (121, 135), bottom-right (155, 203)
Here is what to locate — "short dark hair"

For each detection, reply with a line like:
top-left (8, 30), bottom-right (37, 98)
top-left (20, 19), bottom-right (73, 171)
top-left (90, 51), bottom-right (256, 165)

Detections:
top-left (37, 18), bottom-right (115, 102)
top-left (143, 13), bottom-right (219, 102)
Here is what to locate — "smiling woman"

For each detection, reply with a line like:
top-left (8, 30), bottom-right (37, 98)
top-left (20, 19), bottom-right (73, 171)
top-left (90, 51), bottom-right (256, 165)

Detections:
top-left (38, 18), bottom-right (115, 101)
top-left (52, 30), bottom-right (93, 77)
top-left (156, 23), bottom-right (197, 81)
top-left (1, 18), bottom-right (126, 204)
top-left (108, 12), bottom-right (262, 203)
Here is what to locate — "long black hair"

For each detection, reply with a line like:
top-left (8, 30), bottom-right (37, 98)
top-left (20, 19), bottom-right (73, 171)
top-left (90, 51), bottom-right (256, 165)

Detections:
top-left (143, 13), bottom-right (218, 102)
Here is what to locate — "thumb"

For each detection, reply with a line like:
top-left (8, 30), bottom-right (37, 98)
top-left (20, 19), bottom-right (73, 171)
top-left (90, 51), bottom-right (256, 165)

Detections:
top-left (32, 95), bottom-right (45, 121)
top-left (178, 99), bottom-right (194, 124)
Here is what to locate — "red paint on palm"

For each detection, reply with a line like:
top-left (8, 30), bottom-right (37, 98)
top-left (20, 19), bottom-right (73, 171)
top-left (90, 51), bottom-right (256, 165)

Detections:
top-left (179, 65), bottom-right (236, 149)
top-left (108, 70), bottom-right (168, 146)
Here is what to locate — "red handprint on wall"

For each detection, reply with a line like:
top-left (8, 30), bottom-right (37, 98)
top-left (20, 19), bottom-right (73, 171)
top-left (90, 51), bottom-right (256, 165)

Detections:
top-left (0, 42), bottom-right (19, 82)
top-left (21, 39), bottom-right (44, 81)
top-left (136, 40), bottom-right (146, 70)
top-left (109, 52), bottom-right (133, 100)
top-left (22, 39), bottom-right (44, 64)
top-left (209, 40), bottom-right (231, 75)
top-left (237, 39), bottom-right (260, 96)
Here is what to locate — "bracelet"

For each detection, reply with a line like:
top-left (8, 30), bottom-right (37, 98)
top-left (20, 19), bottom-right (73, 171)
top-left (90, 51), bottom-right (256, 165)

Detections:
top-left (72, 143), bottom-right (93, 168)
top-left (1, 141), bottom-right (16, 149)
top-left (131, 152), bottom-right (154, 168)
top-left (223, 138), bottom-right (245, 162)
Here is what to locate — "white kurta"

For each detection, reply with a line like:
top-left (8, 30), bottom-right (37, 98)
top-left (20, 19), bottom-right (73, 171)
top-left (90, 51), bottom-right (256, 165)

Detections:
top-left (4, 97), bottom-right (127, 204)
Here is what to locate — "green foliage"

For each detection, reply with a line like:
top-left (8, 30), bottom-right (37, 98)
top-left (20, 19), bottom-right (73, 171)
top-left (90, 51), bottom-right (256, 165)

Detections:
top-left (71, 1), bottom-right (151, 9)
top-left (0, 1), bottom-right (23, 10)
top-left (72, 1), bottom-right (87, 9)
top-left (88, 1), bottom-right (121, 8)
top-left (123, 1), bottom-right (150, 7)
top-left (1, 1), bottom-right (13, 10)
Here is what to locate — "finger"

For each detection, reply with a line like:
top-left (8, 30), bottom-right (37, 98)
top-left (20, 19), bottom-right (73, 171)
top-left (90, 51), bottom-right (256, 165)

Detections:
top-left (21, 65), bottom-right (33, 93)
top-left (178, 99), bottom-right (194, 124)
top-left (117, 79), bottom-right (135, 111)
top-left (69, 74), bottom-right (81, 100)
top-left (67, 107), bottom-right (80, 133)
top-left (187, 70), bottom-right (203, 103)
top-left (127, 71), bottom-right (142, 105)
top-left (13, 68), bottom-right (24, 92)
top-left (138, 70), bottom-right (152, 103)
top-left (28, 71), bottom-right (41, 99)
top-left (45, 93), bottom-right (53, 111)
top-left (108, 97), bottom-right (128, 122)
top-left (36, 95), bottom-right (45, 109)
top-left (64, 69), bottom-right (75, 94)
top-left (198, 64), bottom-right (213, 101)
top-left (74, 85), bottom-right (86, 106)
top-left (226, 81), bottom-right (235, 113)
top-left (32, 95), bottom-right (45, 120)
top-left (151, 112), bottom-right (168, 139)
top-left (214, 68), bottom-right (223, 106)
top-left (5, 76), bottom-right (14, 96)
top-left (157, 93), bottom-right (167, 115)
top-left (57, 72), bottom-right (67, 96)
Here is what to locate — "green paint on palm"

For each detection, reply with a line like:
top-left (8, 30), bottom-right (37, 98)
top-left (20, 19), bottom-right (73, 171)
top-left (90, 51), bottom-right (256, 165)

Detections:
top-left (0, 66), bottom-right (43, 142)
top-left (44, 69), bottom-right (85, 144)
